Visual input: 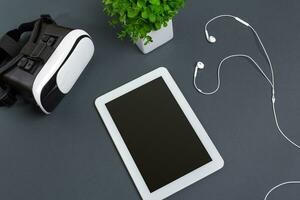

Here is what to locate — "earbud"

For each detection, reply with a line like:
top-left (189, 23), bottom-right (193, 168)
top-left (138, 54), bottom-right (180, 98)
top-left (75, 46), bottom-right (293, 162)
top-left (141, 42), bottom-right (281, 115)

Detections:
top-left (194, 61), bottom-right (205, 78)
top-left (208, 35), bottom-right (216, 43)
top-left (196, 61), bottom-right (205, 69)
top-left (205, 29), bottom-right (216, 43)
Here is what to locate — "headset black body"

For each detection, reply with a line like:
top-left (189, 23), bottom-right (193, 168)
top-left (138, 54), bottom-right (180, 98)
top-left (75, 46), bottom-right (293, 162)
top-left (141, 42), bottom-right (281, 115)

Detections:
top-left (0, 15), bottom-right (94, 113)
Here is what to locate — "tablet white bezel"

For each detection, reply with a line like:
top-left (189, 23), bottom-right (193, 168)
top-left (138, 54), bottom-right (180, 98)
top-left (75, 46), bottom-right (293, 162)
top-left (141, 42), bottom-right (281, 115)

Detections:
top-left (95, 67), bottom-right (224, 200)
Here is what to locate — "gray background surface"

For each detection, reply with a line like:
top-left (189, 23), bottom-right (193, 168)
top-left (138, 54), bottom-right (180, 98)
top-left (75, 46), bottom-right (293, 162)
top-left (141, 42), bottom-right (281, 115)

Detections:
top-left (1, 0), bottom-right (300, 199)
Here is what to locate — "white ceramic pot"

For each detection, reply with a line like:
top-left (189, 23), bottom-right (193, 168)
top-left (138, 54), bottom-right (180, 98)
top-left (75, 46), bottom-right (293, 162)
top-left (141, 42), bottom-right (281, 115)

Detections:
top-left (136, 20), bottom-right (174, 54)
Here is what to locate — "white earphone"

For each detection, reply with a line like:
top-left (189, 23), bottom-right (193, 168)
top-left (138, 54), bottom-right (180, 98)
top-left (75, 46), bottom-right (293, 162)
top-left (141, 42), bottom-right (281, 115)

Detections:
top-left (205, 30), bottom-right (216, 43)
top-left (204, 15), bottom-right (250, 43)
top-left (194, 14), bottom-right (300, 199)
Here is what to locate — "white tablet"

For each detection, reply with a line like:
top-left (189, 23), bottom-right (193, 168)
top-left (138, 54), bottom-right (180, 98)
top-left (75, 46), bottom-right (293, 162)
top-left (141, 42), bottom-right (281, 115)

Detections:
top-left (95, 67), bottom-right (224, 200)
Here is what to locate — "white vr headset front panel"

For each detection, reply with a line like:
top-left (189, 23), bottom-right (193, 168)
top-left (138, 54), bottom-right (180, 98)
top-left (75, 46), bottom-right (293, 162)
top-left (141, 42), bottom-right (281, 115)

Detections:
top-left (32, 29), bottom-right (94, 114)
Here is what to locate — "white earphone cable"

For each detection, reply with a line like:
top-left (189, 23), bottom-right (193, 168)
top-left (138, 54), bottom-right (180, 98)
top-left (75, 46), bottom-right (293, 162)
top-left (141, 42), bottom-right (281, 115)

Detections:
top-left (264, 181), bottom-right (300, 200)
top-left (200, 15), bottom-right (300, 149)
top-left (195, 15), bottom-right (300, 199)
top-left (193, 54), bottom-right (273, 95)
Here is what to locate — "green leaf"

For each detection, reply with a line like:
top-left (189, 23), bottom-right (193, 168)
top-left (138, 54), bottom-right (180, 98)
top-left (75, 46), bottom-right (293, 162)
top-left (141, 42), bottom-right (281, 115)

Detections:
top-left (137, 0), bottom-right (145, 8)
top-left (102, 0), bottom-right (112, 5)
top-left (127, 8), bottom-right (139, 18)
top-left (149, 13), bottom-right (156, 22)
top-left (154, 22), bottom-right (161, 29)
top-left (163, 4), bottom-right (170, 11)
top-left (149, 0), bottom-right (160, 5)
top-left (119, 14), bottom-right (126, 23)
top-left (144, 35), bottom-right (153, 45)
top-left (141, 10), bottom-right (148, 19)
top-left (109, 19), bottom-right (118, 27)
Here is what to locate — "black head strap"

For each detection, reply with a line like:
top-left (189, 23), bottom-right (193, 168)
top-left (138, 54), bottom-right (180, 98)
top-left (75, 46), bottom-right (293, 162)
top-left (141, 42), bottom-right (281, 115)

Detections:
top-left (0, 20), bottom-right (36, 63)
top-left (0, 34), bottom-right (21, 59)
top-left (0, 15), bottom-right (54, 64)
top-left (0, 15), bottom-right (54, 107)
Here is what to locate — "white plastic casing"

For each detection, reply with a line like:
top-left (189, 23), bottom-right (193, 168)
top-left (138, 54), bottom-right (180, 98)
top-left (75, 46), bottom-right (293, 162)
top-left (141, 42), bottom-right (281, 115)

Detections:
top-left (32, 29), bottom-right (95, 114)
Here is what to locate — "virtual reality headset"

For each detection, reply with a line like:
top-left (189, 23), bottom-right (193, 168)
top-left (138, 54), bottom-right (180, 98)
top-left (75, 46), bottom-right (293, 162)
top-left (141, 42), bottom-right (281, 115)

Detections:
top-left (0, 15), bottom-right (94, 114)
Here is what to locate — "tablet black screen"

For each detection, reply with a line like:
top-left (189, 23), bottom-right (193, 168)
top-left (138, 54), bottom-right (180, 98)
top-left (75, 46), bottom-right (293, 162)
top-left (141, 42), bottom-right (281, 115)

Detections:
top-left (106, 77), bottom-right (212, 192)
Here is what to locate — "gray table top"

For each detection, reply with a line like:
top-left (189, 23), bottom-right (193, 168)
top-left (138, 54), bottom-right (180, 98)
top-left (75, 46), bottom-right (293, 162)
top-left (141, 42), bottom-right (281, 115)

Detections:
top-left (1, 0), bottom-right (300, 199)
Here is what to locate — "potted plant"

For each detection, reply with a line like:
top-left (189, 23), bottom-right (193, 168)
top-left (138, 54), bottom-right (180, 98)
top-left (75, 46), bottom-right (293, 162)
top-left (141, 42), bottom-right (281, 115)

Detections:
top-left (103, 0), bottom-right (185, 54)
